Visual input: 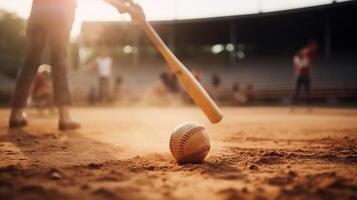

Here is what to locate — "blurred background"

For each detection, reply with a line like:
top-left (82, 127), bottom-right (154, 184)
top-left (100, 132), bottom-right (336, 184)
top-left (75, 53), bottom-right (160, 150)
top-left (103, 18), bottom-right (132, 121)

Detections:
top-left (0, 0), bottom-right (356, 107)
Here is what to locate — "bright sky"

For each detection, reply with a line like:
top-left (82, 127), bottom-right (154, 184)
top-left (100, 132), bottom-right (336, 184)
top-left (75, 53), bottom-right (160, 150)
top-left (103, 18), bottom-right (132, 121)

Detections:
top-left (0, 0), bottom-right (348, 37)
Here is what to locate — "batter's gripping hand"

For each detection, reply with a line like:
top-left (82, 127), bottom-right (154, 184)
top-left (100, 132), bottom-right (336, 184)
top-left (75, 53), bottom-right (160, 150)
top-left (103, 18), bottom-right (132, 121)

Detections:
top-left (127, 3), bottom-right (145, 23)
top-left (104, 0), bottom-right (145, 23)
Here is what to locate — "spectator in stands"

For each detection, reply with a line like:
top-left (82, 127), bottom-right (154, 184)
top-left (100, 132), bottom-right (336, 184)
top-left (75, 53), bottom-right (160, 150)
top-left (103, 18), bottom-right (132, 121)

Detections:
top-left (145, 69), bottom-right (182, 106)
top-left (245, 83), bottom-right (255, 104)
top-left (87, 86), bottom-right (96, 105)
top-left (112, 75), bottom-right (123, 102)
top-left (291, 40), bottom-right (318, 112)
top-left (192, 68), bottom-right (201, 82)
top-left (9, 0), bottom-right (145, 130)
top-left (212, 73), bottom-right (221, 89)
top-left (231, 82), bottom-right (247, 105)
top-left (159, 70), bottom-right (180, 94)
top-left (210, 73), bottom-right (224, 100)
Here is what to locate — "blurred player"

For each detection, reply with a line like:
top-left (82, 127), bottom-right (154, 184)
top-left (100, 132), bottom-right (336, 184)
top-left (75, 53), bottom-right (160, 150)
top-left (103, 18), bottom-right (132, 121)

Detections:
top-left (9, 0), bottom-right (145, 130)
top-left (291, 40), bottom-right (318, 112)
top-left (32, 65), bottom-right (54, 115)
top-left (96, 47), bottom-right (113, 103)
top-left (85, 47), bottom-right (113, 104)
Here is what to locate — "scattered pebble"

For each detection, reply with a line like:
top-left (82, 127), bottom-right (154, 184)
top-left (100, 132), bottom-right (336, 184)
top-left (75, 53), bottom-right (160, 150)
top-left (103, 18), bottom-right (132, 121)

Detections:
top-left (288, 170), bottom-right (298, 177)
top-left (88, 163), bottom-right (103, 169)
top-left (49, 172), bottom-right (61, 180)
top-left (48, 169), bottom-right (62, 180)
top-left (81, 184), bottom-right (90, 190)
top-left (249, 164), bottom-right (259, 171)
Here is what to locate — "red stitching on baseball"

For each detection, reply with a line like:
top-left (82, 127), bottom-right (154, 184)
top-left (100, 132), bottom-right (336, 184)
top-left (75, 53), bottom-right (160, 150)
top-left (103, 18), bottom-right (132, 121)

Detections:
top-left (179, 145), bottom-right (211, 163)
top-left (169, 132), bottom-right (174, 155)
top-left (177, 126), bottom-right (205, 159)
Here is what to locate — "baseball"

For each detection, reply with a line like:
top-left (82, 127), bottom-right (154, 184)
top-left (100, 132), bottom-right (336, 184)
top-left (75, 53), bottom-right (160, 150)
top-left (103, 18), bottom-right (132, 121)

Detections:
top-left (169, 122), bottom-right (210, 164)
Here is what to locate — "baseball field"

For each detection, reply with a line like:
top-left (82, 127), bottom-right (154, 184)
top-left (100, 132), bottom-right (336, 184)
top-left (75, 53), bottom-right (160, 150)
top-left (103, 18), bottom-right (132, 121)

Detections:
top-left (0, 106), bottom-right (356, 200)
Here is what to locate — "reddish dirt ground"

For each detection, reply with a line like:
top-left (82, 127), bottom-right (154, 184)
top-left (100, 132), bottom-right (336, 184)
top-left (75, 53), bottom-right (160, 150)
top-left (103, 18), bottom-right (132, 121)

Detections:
top-left (0, 107), bottom-right (356, 200)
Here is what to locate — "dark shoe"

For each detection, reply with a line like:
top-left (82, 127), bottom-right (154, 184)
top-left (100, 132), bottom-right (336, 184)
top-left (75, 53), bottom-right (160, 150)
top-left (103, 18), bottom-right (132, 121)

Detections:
top-left (9, 119), bottom-right (28, 129)
top-left (59, 121), bottom-right (81, 131)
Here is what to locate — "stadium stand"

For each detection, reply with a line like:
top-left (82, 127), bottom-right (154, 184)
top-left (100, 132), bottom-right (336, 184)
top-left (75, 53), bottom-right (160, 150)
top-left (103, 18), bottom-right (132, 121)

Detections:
top-left (1, 1), bottom-right (356, 105)
top-left (77, 1), bottom-right (357, 104)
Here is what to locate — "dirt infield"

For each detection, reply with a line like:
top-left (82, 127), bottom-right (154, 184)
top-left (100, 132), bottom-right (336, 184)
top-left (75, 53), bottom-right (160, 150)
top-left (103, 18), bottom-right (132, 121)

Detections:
top-left (0, 107), bottom-right (356, 200)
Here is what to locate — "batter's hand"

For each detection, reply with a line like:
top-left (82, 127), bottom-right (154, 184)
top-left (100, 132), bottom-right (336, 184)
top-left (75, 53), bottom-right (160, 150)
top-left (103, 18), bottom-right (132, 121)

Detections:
top-left (105, 0), bottom-right (145, 23)
top-left (127, 3), bottom-right (145, 23)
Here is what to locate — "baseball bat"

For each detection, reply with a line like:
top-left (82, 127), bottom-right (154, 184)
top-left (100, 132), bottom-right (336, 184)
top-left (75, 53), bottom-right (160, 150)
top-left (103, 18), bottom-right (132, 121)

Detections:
top-left (105, 0), bottom-right (223, 123)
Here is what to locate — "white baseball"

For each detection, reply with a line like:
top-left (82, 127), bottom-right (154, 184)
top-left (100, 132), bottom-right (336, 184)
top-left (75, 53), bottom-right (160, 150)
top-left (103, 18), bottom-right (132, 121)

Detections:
top-left (169, 122), bottom-right (210, 164)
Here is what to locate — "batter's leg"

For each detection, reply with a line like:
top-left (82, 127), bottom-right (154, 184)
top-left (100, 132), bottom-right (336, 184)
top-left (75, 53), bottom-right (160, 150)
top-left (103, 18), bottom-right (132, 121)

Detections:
top-left (48, 17), bottom-right (80, 131)
top-left (9, 24), bottom-right (47, 128)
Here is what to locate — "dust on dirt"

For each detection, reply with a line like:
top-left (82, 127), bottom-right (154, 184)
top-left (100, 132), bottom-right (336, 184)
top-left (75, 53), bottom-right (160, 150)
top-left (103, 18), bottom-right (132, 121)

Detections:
top-left (1, 107), bottom-right (356, 200)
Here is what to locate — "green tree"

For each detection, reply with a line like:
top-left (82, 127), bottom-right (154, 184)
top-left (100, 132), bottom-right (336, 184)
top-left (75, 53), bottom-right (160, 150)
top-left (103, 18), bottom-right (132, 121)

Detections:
top-left (0, 10), bottom-right (26, 78)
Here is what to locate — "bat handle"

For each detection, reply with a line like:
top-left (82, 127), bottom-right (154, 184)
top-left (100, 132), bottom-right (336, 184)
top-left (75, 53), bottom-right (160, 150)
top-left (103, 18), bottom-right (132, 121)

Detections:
top-left (139, 23), bottom-right (168, 54)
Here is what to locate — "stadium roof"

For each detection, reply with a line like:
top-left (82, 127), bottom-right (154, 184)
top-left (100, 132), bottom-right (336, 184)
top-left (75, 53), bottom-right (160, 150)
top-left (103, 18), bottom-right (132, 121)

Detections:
top-left (136, 0), bottom-right (352, 21)
top-left (0, 0), bottom-right (352, 21)
top-left (0, 0), bottom-right (352, 37)
top-left (80, 1), bottom-right (357, 56)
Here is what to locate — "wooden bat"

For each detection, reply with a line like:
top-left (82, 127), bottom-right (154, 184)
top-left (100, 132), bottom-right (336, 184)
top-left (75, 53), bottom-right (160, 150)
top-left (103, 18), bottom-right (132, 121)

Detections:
top-left (105, 0), bottom-right (223, 123)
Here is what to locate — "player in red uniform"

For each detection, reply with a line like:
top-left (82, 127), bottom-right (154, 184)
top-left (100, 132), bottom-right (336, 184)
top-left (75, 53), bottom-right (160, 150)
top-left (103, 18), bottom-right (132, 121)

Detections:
top-left (291, 40), bottom-right (318, 112)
